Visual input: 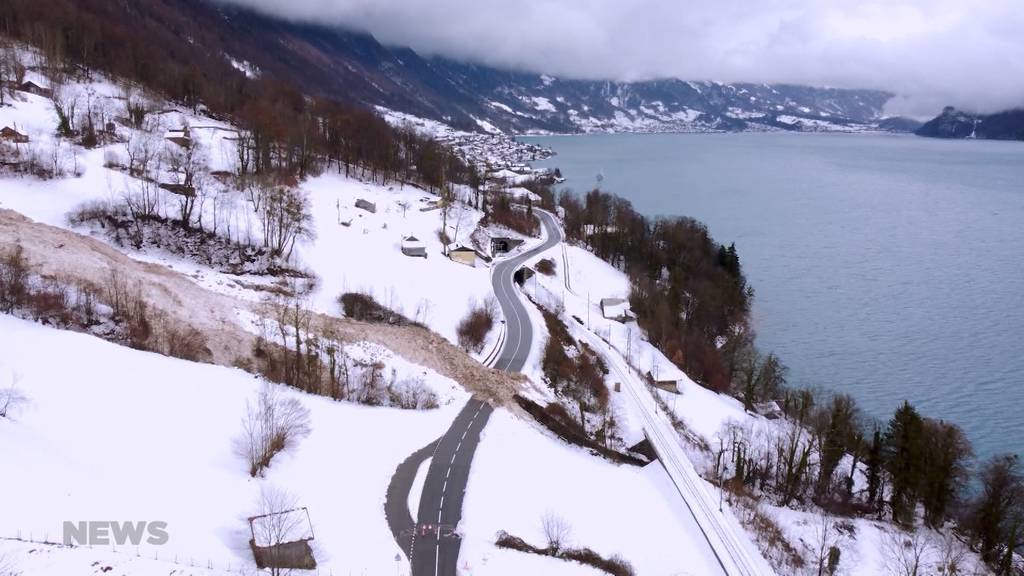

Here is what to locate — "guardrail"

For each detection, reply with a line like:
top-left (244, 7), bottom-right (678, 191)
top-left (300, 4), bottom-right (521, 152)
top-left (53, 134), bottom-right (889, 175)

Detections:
top-left (480, 319), bottom-right (507, 368)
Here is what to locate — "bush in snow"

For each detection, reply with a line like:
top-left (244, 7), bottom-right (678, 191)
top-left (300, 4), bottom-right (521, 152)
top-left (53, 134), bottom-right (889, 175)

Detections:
top-left (494, 516), bottom-right (636, 576)
top-left (541, 512), bottom-right (572, 554)
top-left (235, 384), bottom-right (311, 477)
top-left (455, 297), bottom-right (496, 354)
top-left (535, 258), bottom-right (556, 276)
top-left (0, 373), bottom-right (27, 419)
top-left (337, 292), bottom-right (416, 326)
top-left (102, 268), bottom-right (151, 349)
top-left (386, 374), bottom-right (439, 410)
top-left (0, 244), bottom-right (30, 314)
top-left (0, 552), bottom-right (19, 576)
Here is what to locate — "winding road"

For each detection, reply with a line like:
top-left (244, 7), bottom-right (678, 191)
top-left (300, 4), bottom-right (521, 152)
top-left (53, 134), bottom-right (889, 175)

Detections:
top-left (387, 209), bottom-right (772, 575)
top-left (490, 210), bottom-right (563, 372)
top-left (385, 210), bottom-right (563, 576)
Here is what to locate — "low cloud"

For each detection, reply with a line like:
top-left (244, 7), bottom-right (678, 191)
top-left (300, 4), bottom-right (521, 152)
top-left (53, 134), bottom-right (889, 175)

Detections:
top-left (218, 0), bottom-right (1024, 117)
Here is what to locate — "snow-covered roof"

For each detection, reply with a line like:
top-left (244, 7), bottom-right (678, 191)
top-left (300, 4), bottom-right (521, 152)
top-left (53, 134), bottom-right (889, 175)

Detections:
top-left (648, 363), bottom-right (687, 383)
top-left (505, 187), bottom-right (541, 203)
top-left (250, 508), bottom-right (313, 547)
top-left (401, 236), bottom-right (425, 248)
top-left (447, 243), bottom-right (474, 253)
top-left (164, 128), bottom-right (190, 141)
top-left (601, 298), bottom-right (631, 319)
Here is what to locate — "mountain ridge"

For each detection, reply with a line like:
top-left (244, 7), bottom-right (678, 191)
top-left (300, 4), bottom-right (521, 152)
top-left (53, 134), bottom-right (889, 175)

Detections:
top-left (915, 106), bottom-right (1024, 141)
top-left (184, 1), bottom-right (901, 134)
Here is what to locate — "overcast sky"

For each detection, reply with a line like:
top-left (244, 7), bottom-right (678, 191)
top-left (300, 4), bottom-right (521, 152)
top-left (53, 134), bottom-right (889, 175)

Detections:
top-left (221, 0), bottom-right (1024, 117)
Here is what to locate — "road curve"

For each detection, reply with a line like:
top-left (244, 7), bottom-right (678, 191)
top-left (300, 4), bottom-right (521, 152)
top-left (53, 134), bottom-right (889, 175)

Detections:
top-left (408, 397), bottom-right (494, 576)
top-left (491, 209), bottom-right (563, 372)
top-left (388, 211), bottom-right (561, 576)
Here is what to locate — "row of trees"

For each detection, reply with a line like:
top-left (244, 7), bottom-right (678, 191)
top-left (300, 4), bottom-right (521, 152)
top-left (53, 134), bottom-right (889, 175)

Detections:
top-left (559, 189), bottom-right (751, 391)
top-left (725, 392), bottom-right (1023, 573)
top-left (557, 186), bottom-right (1022, 573)
top-left (540, 308), bottom-right (619, 448)
top-left (0, 0), bottom-right (474, 189)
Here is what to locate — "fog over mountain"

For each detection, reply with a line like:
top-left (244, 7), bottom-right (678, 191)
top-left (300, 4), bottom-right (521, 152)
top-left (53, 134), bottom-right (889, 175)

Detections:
top-left (216, 0), bottom-right (1024, 118)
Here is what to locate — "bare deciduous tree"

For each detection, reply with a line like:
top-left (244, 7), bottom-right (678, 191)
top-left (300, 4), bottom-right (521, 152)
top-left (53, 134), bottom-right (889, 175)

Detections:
top-left (807, 513), bottom-right (841, 576)
top-left (235, 384), bottom-right (311, 477)
top-left (124, 119), bottom-right (161, 178)
top-left (50, 82), bottom-right (80, 137)
top-left (0, 244), bottom-right (30, 314)
top-left (257, 184), bottom-right (314, 261)
top-left (163, 136), bottom-right (209, 226)
top-left (884, 529), bottom-right (933, 576)
top-left (251, 485), bottom-right (305, 576)
top-left (0, 373), bottom-right (27, 419)
top-left (541, 512), bottom-right (571, 554)
top-left (121, 86), bottom-right (150, 129)
top-left (0, 551), bottom-right (20, 576)
top-left (933, 531), bottom-right (969, 576)
top-left (0, 41), bottom-right (22, 107)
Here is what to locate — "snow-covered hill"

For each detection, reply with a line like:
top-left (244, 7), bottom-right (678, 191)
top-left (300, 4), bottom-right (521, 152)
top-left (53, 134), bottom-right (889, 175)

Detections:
top-left (1, 0), bottom-right (895, 136)
top-left (0, 314), bottom-right (466, 575)
top-left (0, 57), bottom-right (743, 576)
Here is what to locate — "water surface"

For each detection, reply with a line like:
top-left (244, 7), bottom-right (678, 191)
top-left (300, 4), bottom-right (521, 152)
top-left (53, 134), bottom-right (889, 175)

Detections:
top-left (527, 132), bottom-right (1024, 462)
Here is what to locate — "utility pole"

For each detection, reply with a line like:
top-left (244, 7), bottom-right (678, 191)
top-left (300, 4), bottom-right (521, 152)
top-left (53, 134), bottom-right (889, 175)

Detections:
top-left (587, 291), bottom-right (591, 329)
top-left (719, 439), bottom-right (725, 513)
top-left (626, 325), bottom-right (632, 367)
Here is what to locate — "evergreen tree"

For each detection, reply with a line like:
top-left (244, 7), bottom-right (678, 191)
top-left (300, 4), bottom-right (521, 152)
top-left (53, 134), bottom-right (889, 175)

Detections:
top-left (865, 427), bottom-right (883, 509)
top-left (883, 401), bottom-right (925, 525)
top-left (816, 394), bottom-right (859, 499)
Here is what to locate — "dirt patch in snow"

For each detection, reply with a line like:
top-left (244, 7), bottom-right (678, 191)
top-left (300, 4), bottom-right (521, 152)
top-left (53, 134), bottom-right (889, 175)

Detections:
top-left (0, 208), bottom-right (524, 405)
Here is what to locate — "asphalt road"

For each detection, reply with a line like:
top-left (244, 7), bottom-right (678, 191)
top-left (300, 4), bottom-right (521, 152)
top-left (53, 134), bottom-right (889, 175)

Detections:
top-left (384, 211), bottom-right (564, 576)
top-left (407, 397), bottom-right (494, 576)
top-left (490, 209), bottom-right (563, 372)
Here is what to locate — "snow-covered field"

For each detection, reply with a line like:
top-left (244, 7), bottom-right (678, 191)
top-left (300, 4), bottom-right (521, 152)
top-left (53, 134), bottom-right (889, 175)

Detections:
top-left (0, 72), bottom-right (513, 347)
top-left (0, 314), bottom-right (467, 575)
top-left (298, 175), bottom-right (494, 343)
top-left (460, 409), bottom-right (726, 576)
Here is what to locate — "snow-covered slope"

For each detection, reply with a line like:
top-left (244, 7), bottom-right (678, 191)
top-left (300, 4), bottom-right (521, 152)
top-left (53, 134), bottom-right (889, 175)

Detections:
top-left (514, 219), bottom-right (994, 576)
top-left (460, 409), bottom-right (726, 575)
top-left (0, 314), bottom-right (466, 575)
top-left (0, 59), bottom-right (760, 576)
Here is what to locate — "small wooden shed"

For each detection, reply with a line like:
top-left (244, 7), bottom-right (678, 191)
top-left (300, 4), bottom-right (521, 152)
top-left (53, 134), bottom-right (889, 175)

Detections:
top-left (646, 364), bottom-right (687, 395)
top-left (0, 127), bottom-right (29, 144)
top-left (248, 507), bottom-right (317, 571)
top-left (600, 298), bottom-right (631, 321)
top-left (18, 80), bottom-right (52, 98)
top-left (164, 126), bottom-right (192, 148)
top-left (447, 244), bottom-right (477, 267)
top-left (401, 235), bottom-right (427, 258)
top-left (355, 198), bottom-right (377, 213)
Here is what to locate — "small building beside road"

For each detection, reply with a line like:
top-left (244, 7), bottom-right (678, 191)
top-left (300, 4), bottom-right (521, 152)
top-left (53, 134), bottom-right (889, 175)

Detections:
top-left (447, 244), bottom-right (477, 267)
